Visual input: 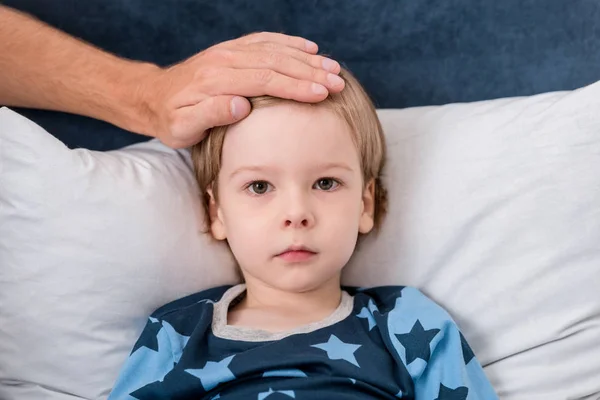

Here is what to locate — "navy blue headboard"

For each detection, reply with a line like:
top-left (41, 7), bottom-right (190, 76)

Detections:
top-left (3, 0), bottom-right (600, 150)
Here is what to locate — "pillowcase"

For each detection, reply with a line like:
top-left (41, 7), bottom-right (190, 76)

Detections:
top-left (0, 107), bottom-right (238, 399)
top-left (1, 76), bottom-right (599, 400)
top-left (345, 86), bottom-right (600, 399)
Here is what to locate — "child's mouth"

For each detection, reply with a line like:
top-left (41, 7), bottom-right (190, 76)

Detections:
top-left (276, 245), bottom-right (317, 262)
top-left (277, 250), bottom-right (317, 262)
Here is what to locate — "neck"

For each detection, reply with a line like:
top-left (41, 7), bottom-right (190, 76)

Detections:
top-left (239, 274), bottom-right (343, 318)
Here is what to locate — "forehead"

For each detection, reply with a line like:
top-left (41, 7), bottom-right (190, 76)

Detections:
top-left (220, 103), bottom-right (359, 172)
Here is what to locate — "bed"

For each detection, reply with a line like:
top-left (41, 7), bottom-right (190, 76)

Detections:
top-left (0, 1), bottom-right (599, 399)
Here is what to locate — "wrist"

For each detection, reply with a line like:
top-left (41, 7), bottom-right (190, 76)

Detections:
top-left (108, 61), bottom-right (163, 138)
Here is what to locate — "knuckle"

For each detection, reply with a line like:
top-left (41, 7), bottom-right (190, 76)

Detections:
top-left (263, 51), bottom-right (283, 67)
top-left (205, 47), bottom-right (234, 62)
top-left (309, 65), bottom-right (321, 79)
top-left (282, 79), bottom-right (301, 100)
top-left (261, 41), bottom-right (279, 52)
top-left (169, 123), bottom-right (191, 147)
top-left (194, 66), bottom-right (218, 82)
top-left (254, 69), bottom-right (274, 85)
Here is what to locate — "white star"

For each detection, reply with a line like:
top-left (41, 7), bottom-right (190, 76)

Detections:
top-left (311, 334), bottom-right (362, 367)
top-left (185, 355), bottom-right (236, 391)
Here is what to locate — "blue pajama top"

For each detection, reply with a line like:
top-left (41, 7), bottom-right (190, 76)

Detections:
top-left (108, 284), bottom-right (498, 399)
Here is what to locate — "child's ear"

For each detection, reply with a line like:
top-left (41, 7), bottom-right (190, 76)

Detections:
top-left (359, 179), bottom-right (375, 234)
top-left (207, 187), bottom-right (227, 240)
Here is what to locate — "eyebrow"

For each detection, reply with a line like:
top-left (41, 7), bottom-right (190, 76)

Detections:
top-left (228, 162), bottom-right (355, 179)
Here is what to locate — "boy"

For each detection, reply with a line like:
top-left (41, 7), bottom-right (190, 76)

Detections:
top-left (108, 69), bottom-right (498, 399)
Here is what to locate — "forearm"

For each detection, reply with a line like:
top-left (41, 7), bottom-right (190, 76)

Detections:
top-left (0, 5), bottom-right (160, 136)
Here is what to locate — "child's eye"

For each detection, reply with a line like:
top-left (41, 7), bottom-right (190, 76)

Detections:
top-left (246, 180), bottom-right (272, 195)
top-left (313, 178), bottom-right (340, 191)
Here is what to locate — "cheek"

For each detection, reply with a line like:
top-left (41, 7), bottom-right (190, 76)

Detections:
top-left (220, 197), bottom-right (271, 258)
top-left (223, 197), bottom-right (272, 232)
top-left (324, 190), bottom-right (364, 222)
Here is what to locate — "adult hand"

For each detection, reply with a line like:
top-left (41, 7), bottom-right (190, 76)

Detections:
top-left (143, 32), bottom-right (345, 149)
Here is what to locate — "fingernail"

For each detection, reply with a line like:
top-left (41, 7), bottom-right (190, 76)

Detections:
top-left (327, 73), bottom-right (344, 87)
top-left (312, 83), bottom-right (327, 95)
top-left (305, 40), bottom-right (318, 52)
top-left (322, 58), bottom-right (339, 72)
top-left (230, 96), bottom-right (247, 119)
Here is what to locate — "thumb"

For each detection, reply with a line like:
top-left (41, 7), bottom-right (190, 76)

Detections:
top-left (193, 95), bottom-right (251, 131)
top-left (168, 96), bottom-right (250, 148)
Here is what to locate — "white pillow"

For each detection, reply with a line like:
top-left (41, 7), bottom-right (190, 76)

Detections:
top-left (1, 76), bottom-right (599, 400)
top-left (0, 107), bottom-right (238, 399)
top-left (345, 86), bottom-right (600, 399)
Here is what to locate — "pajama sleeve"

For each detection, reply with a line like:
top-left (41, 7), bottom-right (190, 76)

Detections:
top-left (387, 287), bottom-right (499, 399)
top-left (107, 316), bottom-right (181, 400)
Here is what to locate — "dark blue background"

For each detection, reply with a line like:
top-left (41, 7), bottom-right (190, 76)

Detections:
top-left (3, 0), bottom-right (600, 150)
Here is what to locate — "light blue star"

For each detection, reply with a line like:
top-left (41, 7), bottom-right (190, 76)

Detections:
top-left (367, 299), bottom-right (379, 314)
top-left (349, 378), bottom-right (356, 384)
top-left (356, 307), bottom-right (376, 331)
top-left (160, 320), bottom-right (190, 364)
top-left (258, 388), bottom-right (296, 399)
top-left (263, 369), bottom-right (307, 378)
top-left (396, 389), bottom-right (403, 398)
top-left (211, 394), bottom-right (221, 400)
top-left (185, 355), bottom-right (236, 391)
top-left (108, 325), bottom-right (174, 399)
top-left (311, 334), bottom-right (362, 367)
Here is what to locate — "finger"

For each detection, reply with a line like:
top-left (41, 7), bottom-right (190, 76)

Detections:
top-left (228, 32), bottom-right (319, 54)
top-left (215, 48), bottom-right (344, 92)
top-left (168, 95), bottom-right (251, 148)
top-left (247, 41), bottom-right (341, 74)
top-left (208, 43), bottom-right (340, 75)
top-left (203, 68), bottom-right (331, 103)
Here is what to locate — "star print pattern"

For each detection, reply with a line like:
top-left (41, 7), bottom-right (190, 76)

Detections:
top-left (460, 332), bottom-right (475, 365)
top-left (434, 384), bottom-right (469, 400)
top-left (356, 306), bottom-right (377, 331)
top-left (258, 387), bottom-right (296, 399)
top-left (185, 355), bottom-right (236, 391)
top-left (107, 285), bottom-right (498, 399)
top-left (395, 320), bottom-right (440, 365)
top-left (131, 317), bottom-right (162, 353)
top-left (311, 334), bottom-right (362, 367)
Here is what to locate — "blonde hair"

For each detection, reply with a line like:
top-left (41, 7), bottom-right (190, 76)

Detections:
top-left (191, 68), bottom-right (388, 235)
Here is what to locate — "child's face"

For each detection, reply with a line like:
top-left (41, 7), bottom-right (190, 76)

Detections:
top-left (208, 103), bottom-right (375, 293)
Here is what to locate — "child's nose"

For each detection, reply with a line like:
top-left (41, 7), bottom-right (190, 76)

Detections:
top-left (282, 194), bottom-right (315, 229)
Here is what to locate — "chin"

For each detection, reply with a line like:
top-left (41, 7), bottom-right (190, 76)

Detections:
top-left (270, 273), bottom-right (341, 294)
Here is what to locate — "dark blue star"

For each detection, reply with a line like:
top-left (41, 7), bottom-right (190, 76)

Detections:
top-left (434, 383), bottom-right (468, 400)
top-left (394, 320), bottom-right (440, 365)
top-left (132, 317), bottom-right (162, 353)
top-left (459, 331), bottom-right (475, 365)
top-left (460, 332), bottom-right (475, 365)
